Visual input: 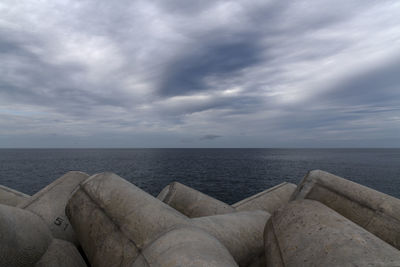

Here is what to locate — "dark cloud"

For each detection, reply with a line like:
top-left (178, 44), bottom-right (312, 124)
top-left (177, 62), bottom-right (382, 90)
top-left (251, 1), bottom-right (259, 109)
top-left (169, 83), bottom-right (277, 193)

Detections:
top-left (159, 37), bottom-right (263, 96)
top-left (200, 135), bottom-right (221, 141)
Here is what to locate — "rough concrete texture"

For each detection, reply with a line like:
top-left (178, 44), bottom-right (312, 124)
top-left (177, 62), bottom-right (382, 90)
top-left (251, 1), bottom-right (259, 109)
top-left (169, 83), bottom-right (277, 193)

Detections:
top-left (0, 204), bottom-right (53, 267)
top-left (233, 182), bottom-right (296, 213)
top-left (264, 199), bottom-right (400, 267)
top-left (159, 181), bottom-right (296, 219)
top-left (132, 226), bottom-right (238, 267)
top-left (66, 183), bottom-right (140, 267)
top-left (67, 172), bottom-right (270, 266)
top-left (292, 169), bottom-right (400, 249)
top-left (18, 171), bottom-right (89, 244)
top-left (0, 184), bottom-right (30, 206)
top-left (157, 181), bottom-right (294, 267)
top-left (35, 239), bottom-right (87, 267)
top-left (157, 181), bottom-right (235, 218)
top-left (69, 172), bottom-right (189, 250)
top-left (193, 210), bottom-right (269, 266)
top-left (246, 255), bottom-right (265, 267)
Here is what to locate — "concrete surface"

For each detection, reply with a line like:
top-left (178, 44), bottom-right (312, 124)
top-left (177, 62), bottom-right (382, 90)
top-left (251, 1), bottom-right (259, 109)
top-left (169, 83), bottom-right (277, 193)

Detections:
top-left (0, 204), bottom-right (53, 267)
top-left (193, 210), bottom-right (269, 266)
top-left (132, 226), bottom-right (238, 267)
top-left (66, 182), bottom-right (140, 267)
top-left (69, 172), bottom-right (189, 250)
top-left (246, 255), bottom-right (265, 267)
top-left (159, 181), bottom-right (296, 218)
top-left (292, 169), bottom-right (400, 249)
top-left (264, 199), bottom-right (400, 267)
top-left (233, 182), bottom-right (296, 213)
top-left (2, 168), bottom-right (400, 266)
top-left (35, 239), bottom-right (87, 267)
top-left (0, 184), bottom-right (29, 207)
top-left (157, 181), bottom-right (293, 266)
top-left (18, 171), bottom-right (89, 244)
top-left (157, 181), bottom-right (235, 218)
top-left (67, 172), bottom-right (270, 266)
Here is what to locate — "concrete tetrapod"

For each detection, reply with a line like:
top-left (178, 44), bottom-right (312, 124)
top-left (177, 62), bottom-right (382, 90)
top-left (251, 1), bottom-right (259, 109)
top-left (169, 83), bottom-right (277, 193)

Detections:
top-left (232, 182), bottom-right (296, 213)
top-left (0, 184), bottom-right (30, 206)
top-left (157, 181), bottom-right (235, 217)
top-left (192, 210), bottom-right (269, 267)
top-left (157, 181), bottom-right (294, 267)
top-left (0, 204), bottom-right (86, 267)
top-left (131, 226), bottom-right (239, 267)
top-left (35, 239), bottom-right (87, 267)
top-left (232, 182), bottom-right (296, 267)
top-left (18, 171), bottom-right (89, 244)
top-left (292, 170), bottom-right (400, 249)
top-left (158, 181), bottom-right (296, 216)
top-left (66, 172), bottom-right (268, 266)
top-left (0, 204), bottom-right (52, 266)
top-left (264, 199), bottom-right (400, 267)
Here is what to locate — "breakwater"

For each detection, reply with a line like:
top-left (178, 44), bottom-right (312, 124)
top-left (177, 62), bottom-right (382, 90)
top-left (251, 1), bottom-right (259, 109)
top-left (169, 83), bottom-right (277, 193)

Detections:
top-left (1, 170), bottom-right (400, 266)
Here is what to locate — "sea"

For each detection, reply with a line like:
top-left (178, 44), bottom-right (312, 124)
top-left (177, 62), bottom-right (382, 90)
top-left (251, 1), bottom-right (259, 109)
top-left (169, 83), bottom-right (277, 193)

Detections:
top-left (0, 148), bottom-right (399, 204)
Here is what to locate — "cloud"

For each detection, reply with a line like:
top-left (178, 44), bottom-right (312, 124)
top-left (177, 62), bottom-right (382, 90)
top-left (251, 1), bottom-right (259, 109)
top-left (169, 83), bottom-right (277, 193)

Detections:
top-left (319, 57), bottom-right (400, 106)
top-left (158, 38), bottom-right (263, 96)
top-left (0, 0), bottom-right (399, 147)
top-left (200, 135), bottom-right (222, 141)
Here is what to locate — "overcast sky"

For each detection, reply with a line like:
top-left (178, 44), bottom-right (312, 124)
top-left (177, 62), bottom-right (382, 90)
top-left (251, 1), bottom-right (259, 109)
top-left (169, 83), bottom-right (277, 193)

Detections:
top-left (1, 0), bottom-right (399, 148)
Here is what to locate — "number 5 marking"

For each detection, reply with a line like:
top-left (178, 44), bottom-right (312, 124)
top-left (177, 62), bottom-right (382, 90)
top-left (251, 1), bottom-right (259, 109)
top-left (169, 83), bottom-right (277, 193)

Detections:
top-left (54, 217), bottom-right (63, 226)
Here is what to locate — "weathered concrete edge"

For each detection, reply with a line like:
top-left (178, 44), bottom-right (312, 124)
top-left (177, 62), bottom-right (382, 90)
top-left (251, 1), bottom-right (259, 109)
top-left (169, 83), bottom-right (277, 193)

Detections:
top-left (0, 185), bottom-right (30, 198)
top-left (18, 171), bottom-right (89, 209)
top-left (232, 182), bottom-right (293, 208)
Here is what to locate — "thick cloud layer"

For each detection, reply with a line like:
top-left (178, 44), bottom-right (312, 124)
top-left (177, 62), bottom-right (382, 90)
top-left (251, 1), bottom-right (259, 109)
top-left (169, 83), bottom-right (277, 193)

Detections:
top-left (0, 0), bottom-right (399, 147)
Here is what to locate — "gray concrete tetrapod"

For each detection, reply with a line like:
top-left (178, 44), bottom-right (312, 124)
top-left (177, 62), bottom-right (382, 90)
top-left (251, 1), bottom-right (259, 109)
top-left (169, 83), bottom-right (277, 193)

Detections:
top-left (232, 184), bottom-right (294, 267)
top-left (192, 210), bottom-right (269, 267)
top-left (157, 181), bottom-right (294, 267)
top-left (264, 199), bottom-right (400, 267)
top-left (0, 204), bottom-right (52, 266)
top-left (0, 184), bottom-right (30, 207)
top-left (130, 226), bottom-right (238, 267)
top-left (158, 181), bottom-right (296, 217)
top-left (18, 171), bottom-right (89, 244)
top-left (35, 239), bottom-right (87, 267)
top-left (246, 256), bottom-right (265, 267)
top-left (66, 172), bottom-right (268, 266)
top-left (232, 182), bottom-right (296, 213)
top-left (0, 204), bottom-right (86, 267)
top-left (292, 169), bottom-right (400, 249)
top-left (157, 181), bottom-right (235, 217)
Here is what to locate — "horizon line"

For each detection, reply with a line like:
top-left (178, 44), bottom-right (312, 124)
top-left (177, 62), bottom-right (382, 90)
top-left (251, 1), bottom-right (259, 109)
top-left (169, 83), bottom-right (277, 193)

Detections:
top-left (0, 147), bottom-right (399, 149)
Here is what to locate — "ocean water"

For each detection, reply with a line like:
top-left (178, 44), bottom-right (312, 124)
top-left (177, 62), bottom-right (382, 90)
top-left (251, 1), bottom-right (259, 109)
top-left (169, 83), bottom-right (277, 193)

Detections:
top-left (0, 148), bottom-right (399, 204)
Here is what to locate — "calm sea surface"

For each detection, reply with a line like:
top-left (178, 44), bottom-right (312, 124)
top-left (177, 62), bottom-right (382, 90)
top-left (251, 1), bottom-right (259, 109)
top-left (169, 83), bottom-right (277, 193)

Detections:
top-left (0, 148), bottom-right (399, 203)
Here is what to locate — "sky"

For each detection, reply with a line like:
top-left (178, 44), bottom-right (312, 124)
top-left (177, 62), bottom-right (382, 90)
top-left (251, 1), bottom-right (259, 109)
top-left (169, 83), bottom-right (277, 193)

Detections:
top-left (0, 0), bottom-right (400, 148)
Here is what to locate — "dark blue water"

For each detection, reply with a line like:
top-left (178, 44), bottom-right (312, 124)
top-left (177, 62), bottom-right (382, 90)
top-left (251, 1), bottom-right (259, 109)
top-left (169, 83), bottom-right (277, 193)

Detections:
top-left (0, 148), bottom-right (399, 204)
